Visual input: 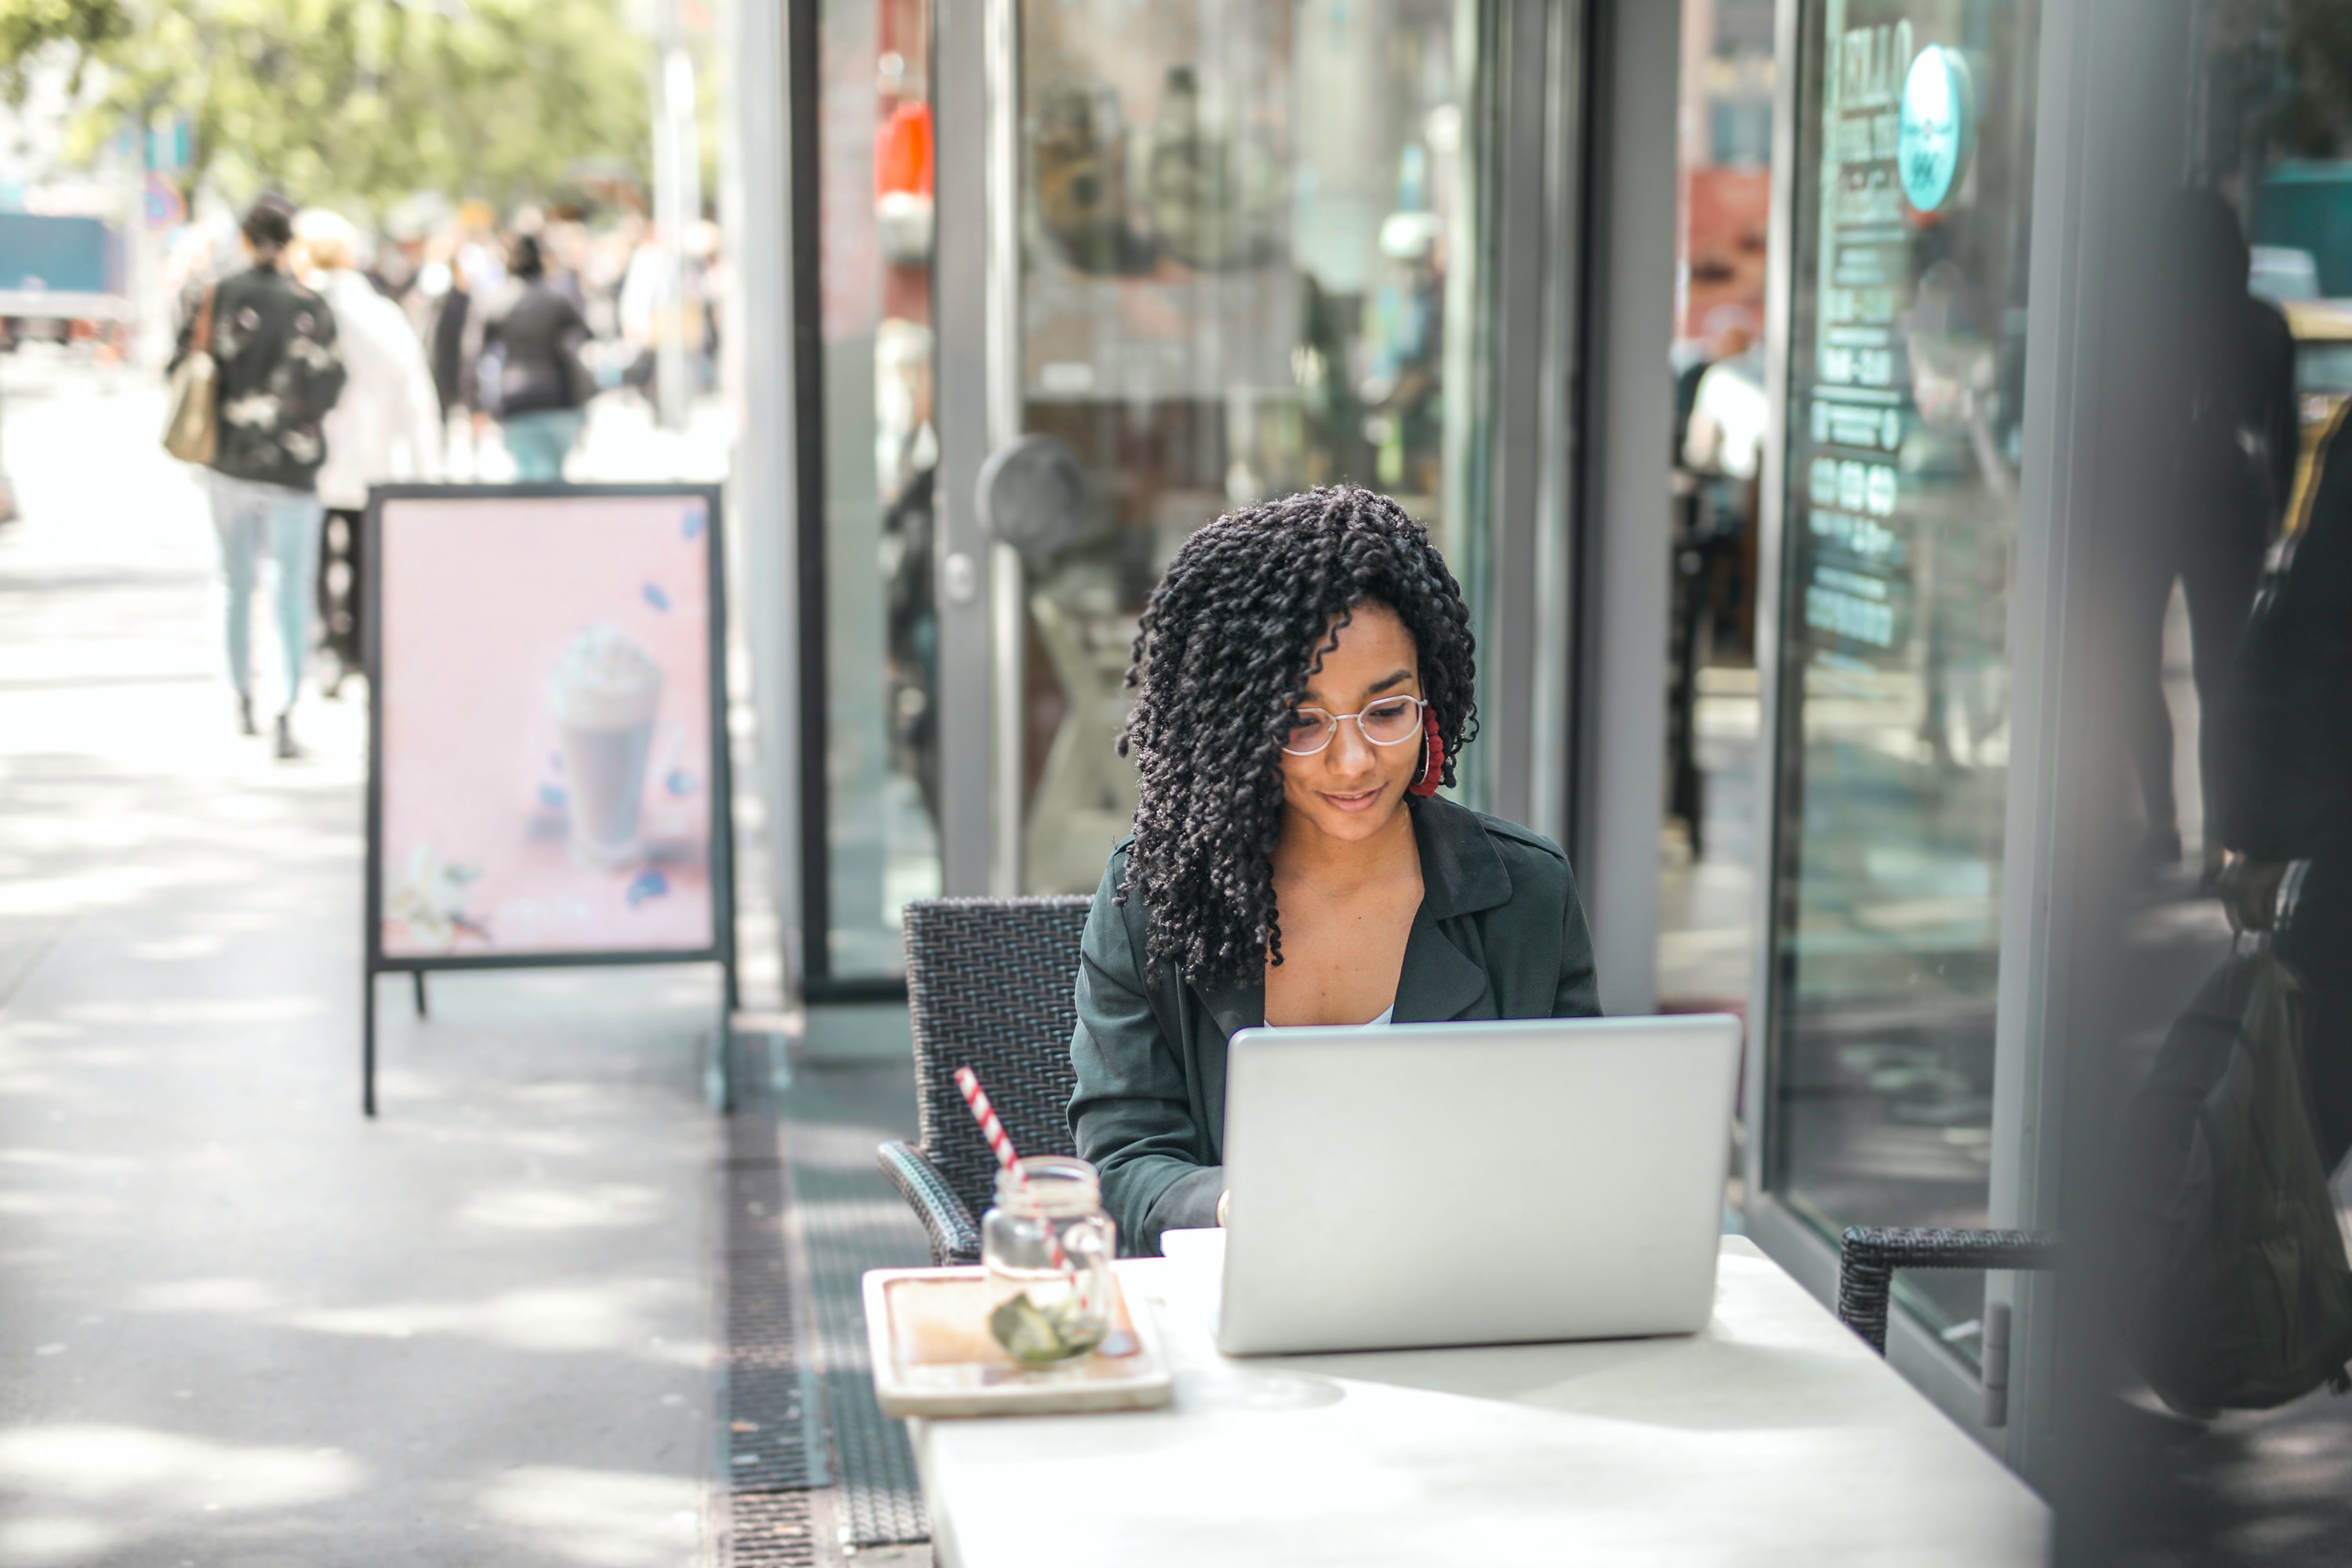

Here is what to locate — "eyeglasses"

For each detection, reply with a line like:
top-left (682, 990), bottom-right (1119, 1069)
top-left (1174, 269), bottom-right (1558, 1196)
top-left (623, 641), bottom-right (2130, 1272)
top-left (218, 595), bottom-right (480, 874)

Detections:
top-left (1279, 695), bottom-right (1427, 756)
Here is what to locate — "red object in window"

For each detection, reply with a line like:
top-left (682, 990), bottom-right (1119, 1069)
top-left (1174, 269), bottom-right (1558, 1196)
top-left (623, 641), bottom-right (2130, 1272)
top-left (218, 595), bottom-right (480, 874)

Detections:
top-left (876, 101), bottom-right (935, 198)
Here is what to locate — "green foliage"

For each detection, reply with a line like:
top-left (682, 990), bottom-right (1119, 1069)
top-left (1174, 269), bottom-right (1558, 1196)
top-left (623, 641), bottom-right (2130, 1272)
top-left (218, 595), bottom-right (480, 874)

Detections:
top-left (2215, 0), bottom-right (2352, 161)
top-left (2280, 0), bottom-right (2352, 158)
top-left (0, 0), bottom-right (129, 103)
top-left (0, 0), bottom-right (652, 214)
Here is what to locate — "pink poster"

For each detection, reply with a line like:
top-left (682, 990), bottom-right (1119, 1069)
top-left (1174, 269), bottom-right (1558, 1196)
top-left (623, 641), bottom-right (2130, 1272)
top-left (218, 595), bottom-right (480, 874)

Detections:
top-left (373, 490), bottom-right (722, 960)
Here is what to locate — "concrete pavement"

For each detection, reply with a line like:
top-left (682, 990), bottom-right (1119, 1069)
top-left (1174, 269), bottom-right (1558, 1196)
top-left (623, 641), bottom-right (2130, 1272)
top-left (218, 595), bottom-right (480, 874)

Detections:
top-left (0, 354), bottom-right (731, 1567)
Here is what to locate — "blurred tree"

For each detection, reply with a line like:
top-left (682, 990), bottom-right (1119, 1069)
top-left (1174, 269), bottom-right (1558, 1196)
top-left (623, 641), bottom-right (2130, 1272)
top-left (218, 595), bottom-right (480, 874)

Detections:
top-left (0, 0), bottom-right (651, 212)
top-left (2280, 0), bottom-right (2352, 156)
top-left (0, 0), bottom-right (127, 100)
top-left (2209, 0), bottom-right (2352, 161)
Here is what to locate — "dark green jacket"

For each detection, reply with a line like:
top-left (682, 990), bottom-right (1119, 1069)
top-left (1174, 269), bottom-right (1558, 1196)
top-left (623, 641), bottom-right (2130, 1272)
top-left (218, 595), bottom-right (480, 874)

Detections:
top-left (1067, 794), bottom-right (1601, 1254)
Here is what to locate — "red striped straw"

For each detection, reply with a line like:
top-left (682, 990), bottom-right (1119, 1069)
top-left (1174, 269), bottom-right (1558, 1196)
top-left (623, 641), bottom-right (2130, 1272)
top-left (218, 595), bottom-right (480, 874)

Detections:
top-left (954, 1065), bottom-right (1070, 1272)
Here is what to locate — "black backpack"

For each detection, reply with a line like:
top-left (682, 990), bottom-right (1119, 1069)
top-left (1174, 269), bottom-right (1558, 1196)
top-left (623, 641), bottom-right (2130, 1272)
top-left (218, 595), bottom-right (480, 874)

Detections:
top-left (2120, 944), bottom-right (2352, 1414)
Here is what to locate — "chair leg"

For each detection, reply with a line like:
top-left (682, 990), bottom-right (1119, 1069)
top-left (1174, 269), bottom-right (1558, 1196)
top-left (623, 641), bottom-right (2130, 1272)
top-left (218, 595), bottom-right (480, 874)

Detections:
top-left (1837, 1232), bottom-right (1897, 1354)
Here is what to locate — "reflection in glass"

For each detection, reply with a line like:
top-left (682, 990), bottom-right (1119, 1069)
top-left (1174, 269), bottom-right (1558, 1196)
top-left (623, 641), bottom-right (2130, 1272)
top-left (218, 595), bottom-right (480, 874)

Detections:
top-left (817, 0), bottom-right (942, 979)
top-left (1766, 0), bottom-right (2042, 1348)
top-left (1012, 0), bottom-right (1487, 893)
top-left (1659, 0), bottom-right (1777, 1032)
top-left (2096, 6), bottom-right (2352, 1549)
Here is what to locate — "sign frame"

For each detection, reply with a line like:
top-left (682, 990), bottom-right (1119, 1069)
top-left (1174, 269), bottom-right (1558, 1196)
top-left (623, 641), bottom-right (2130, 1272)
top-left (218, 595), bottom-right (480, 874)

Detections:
top-left (360, 481), bottom-right (739, 1115)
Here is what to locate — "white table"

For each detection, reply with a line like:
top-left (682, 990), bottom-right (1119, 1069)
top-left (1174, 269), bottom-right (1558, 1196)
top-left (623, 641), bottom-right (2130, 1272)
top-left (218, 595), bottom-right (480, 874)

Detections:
top-left (906, 1232), bottom-right (2048, 1566)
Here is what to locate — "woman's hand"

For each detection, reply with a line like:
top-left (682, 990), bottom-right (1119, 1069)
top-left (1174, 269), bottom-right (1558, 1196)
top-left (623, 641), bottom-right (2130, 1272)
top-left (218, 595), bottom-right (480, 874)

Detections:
top-left (1217, 1189), bottom-right (1230, 1227)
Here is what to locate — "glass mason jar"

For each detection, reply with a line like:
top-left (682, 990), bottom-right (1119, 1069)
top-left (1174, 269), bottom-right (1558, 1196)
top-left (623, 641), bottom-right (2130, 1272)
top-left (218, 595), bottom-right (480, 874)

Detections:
top-left (981, 1156), bottom-right (1116, 1365)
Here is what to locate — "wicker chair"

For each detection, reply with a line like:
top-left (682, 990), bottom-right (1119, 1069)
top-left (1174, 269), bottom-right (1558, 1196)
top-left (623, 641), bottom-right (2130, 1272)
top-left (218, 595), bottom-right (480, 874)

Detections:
top-left (1835, 1226), bottom-right (2060, 1355)
top-left (878, 896), bottom-right (1094, 1266)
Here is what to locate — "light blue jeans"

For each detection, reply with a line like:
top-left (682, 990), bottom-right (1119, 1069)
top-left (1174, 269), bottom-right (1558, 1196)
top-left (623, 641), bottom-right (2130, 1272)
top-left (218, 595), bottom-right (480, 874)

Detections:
top-left (499, 408), bottom-right (587, 482)
top-left (205, 471), bottom-right (322, 713)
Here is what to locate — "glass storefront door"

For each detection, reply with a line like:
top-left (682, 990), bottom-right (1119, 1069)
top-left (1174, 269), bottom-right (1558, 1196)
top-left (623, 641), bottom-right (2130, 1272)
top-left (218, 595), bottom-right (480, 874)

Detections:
top-left (1763, 0), bottom-right (2042, 1348)
top-left (800, 0), bottom-right (942, 991)
top-left (803, 0), bottom-right (1532, 976)
top-left (994, 0), bottom-right (1494, 894)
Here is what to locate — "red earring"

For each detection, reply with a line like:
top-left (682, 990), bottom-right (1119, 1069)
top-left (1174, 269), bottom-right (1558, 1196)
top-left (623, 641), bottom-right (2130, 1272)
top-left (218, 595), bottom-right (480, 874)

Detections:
top-left (1410, 709), bottom-right (1444, 797)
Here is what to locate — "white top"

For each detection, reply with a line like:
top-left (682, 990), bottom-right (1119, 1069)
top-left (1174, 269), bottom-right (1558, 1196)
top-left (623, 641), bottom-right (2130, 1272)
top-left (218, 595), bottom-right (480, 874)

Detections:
top-left (1267, 1004), bottom-right (1392, 1029)
top-left (906, 1232), bottom-right (2048, 1568)
top-left (314, 269), bottom-right (443, 510)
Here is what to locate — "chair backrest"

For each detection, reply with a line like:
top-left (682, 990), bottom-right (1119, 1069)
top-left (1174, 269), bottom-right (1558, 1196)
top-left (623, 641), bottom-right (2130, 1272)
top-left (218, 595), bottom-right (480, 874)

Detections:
top-left (902, 896), bottom-right (1094, 1225)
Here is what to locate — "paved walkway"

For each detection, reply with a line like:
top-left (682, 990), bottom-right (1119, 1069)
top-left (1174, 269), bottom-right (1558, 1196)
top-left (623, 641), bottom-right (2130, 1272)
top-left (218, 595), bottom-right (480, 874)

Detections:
top-left (0, 355), bottom-right (731, 1567)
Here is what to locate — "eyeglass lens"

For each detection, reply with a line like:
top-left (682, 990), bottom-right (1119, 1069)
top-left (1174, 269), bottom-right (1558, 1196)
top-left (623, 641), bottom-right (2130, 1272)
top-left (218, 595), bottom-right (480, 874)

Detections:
top-left (1281, 696), bottom-right (1422, 753)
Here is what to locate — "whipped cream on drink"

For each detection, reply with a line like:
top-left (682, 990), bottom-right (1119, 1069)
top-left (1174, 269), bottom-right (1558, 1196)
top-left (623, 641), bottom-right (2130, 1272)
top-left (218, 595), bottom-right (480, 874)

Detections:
top-left (550, 626), bottom-right (665, 868)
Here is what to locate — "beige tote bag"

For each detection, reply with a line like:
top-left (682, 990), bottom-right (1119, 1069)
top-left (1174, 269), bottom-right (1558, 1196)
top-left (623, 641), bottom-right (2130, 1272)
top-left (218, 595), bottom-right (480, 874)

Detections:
top-left (162, 285), bottom-right (219, 464)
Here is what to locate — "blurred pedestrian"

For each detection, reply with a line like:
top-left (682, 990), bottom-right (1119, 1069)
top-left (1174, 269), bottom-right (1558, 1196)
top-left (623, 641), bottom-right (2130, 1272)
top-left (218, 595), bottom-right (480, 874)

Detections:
top-left (416, 236), bottom-right (472, 421)
top-left (292, 209), bottom-right (443, 695)
top-left (2132, 193), bottom-right (2297, 882)
top-left (479, 234), bottom-right (593, 482)
top-left (171, 195), bottom-right (347, 759)
top-left (617, 220), bottom-right (662, 401)
top-left (2222, 400), bottom-right (2352, 1167)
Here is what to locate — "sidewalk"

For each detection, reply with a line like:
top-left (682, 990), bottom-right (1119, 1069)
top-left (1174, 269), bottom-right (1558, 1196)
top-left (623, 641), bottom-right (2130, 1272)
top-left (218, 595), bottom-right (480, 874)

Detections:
top-left (0, 356), bottom-right (725, 1567)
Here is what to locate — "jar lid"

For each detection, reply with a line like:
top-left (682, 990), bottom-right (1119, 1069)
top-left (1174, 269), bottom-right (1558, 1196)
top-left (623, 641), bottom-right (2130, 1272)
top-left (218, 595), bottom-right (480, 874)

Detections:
top-left (994, 1155), bottom-right (1102, 1218)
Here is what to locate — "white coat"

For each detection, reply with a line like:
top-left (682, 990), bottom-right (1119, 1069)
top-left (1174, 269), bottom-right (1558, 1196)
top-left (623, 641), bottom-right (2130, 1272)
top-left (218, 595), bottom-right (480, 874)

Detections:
top-left (314, 269), bottom-right (442, 511)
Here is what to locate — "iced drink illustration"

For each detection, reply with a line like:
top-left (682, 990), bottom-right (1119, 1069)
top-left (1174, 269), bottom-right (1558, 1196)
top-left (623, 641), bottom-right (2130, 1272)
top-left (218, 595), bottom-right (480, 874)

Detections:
top-left (550, 626), bottom-right (665, 868)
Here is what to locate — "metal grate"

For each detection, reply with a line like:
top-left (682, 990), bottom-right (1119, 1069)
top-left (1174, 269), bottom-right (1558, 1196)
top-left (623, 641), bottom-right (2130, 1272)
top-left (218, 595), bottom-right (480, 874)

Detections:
top-left (723, 1159), bottom-right (822, 1491)
top-left (786, 1118), bottom-right (935, 1549)
top-left (725, 1488), bottom-right (818, 1568)
top-left (720, 1031), bottom-right (828, 1566)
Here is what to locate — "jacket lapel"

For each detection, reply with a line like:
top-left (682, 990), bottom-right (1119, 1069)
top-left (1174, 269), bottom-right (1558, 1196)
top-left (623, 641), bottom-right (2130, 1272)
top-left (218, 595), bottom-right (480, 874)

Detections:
top-left (1189, 977), bottom-right (1261, 1164)
top-left (1195, 975), bottom-right (1264, 1041)
top-left (1393, 797), bottom-right (1514, 1022)
top-left (1392, 901), bottom-right (1491, 1020)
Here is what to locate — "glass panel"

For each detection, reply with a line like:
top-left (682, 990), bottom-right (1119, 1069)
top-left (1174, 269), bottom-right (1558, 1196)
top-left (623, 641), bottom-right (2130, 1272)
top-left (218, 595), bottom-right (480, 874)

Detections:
top-left (1012, 0), bottom-right (1489, 893)
top-left (816, 0), bottom-right (942, 978)
top-left (1659, 0), bottom-right (1777, 1040)
top-left (1766, 0), bottom-right (2042, 1349)
top-left (2094, 11), bottom-right (2352, 1545)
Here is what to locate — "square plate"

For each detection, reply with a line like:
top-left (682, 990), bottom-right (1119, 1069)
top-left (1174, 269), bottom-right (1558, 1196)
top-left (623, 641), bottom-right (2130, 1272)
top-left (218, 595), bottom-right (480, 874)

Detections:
top-left (862, 1266), bottom-right (1174, 1418)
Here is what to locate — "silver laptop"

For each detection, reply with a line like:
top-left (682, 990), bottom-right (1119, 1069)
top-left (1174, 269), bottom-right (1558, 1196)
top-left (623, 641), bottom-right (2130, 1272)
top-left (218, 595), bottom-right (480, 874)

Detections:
top-left (1214, 1014), bottom-right (1742, 1356)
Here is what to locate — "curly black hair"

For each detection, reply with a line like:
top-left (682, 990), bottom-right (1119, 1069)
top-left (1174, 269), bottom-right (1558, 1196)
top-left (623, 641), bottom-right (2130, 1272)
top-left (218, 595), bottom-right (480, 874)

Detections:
top-left (1114, 485), bottom-right (1479, 988)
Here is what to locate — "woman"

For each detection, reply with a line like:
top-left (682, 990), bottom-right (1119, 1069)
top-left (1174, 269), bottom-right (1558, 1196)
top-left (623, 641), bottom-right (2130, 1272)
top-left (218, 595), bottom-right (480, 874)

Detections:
top-left (1069, 486), bottom-right (1600, 1255)
top-left (292, 209), bottom-right (443, 694)
top-left (480, 234), bottom-right (593, 481)
top-left (171, 197), bottom-right (346, 760)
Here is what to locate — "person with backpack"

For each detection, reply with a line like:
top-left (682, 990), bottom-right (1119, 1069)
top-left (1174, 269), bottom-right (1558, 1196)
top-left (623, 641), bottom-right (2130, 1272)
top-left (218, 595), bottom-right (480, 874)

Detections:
top-left (169, 195), bottom-right (350, 759)
top-left (2115, 397), bottom-right (2352, 1421)
top-left (2220, 399), bottom-right (2352, 1165)
top-left (477, 234), bottom-right (594, 481)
